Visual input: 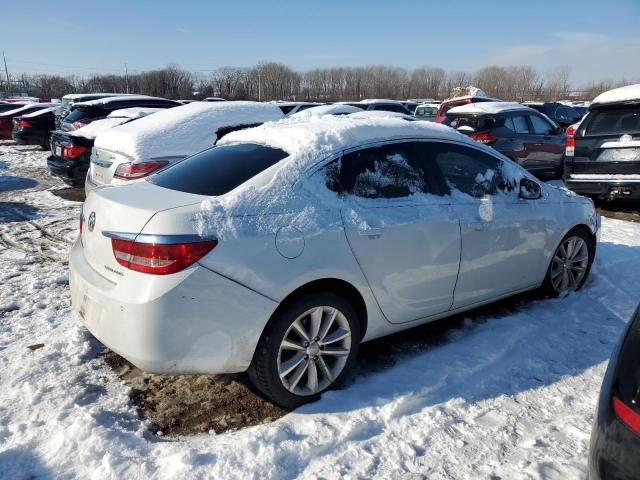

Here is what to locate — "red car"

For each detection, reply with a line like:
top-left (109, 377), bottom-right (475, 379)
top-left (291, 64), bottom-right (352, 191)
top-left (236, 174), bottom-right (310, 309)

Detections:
top-left (0, 103), bottom-right (55, 139)
top-left (435, 95), bottom-right (501, 123)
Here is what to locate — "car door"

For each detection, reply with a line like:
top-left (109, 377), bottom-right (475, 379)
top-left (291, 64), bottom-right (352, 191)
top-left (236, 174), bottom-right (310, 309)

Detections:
top-left (503, 114), bottom-right (538, 168)
top-left (428, 141), bottom-right (550, 308)
top-left (333, 141), bottom-right (461, 324)
top-left (528, 113), bottom-right (566, 170)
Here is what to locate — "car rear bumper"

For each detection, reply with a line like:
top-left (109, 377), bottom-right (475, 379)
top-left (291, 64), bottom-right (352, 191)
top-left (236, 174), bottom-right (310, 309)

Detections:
top-left (69, 238), bottom-right (279, 374)
top-left (565, 177), bottom-right (640, 199)
top-left (47, 155), bottom-right (88, 187)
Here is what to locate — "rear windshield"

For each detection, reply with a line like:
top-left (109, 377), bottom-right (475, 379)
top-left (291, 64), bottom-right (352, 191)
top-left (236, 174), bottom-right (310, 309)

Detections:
top-left (415, 106), bottom-right (437, 116)
top-left (445, 114), bottom-right (496, 132)
top-left (585, 107), bottom-right (640, 136)
top-left (149, 143), bottom-right (289, 196)
top-left (64, 108), bottom-right (103, 123)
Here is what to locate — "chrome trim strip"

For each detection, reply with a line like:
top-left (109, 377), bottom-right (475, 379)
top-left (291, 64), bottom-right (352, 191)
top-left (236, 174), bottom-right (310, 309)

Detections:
top-left (566, 178), bottom-right (640, 184)
top-left (102, 231), bottom-right (216, 243)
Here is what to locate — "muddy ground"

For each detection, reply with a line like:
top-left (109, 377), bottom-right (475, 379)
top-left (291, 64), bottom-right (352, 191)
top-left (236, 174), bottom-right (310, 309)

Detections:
top-left (2, 141), bottom-right (639, 437)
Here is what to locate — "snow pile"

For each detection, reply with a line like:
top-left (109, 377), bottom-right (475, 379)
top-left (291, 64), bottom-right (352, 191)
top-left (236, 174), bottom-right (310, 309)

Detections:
top-left (94, 101), bottom-right (284, 160)
top-left (290, 104), bottom-right (361, 118)
top-left (592, 83), bottom-right (640, 106)
top-left (69, 109), bottom-right (163, 140)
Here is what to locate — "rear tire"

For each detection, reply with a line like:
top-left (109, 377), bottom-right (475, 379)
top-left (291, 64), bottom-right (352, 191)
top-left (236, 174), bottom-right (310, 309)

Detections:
top-left (541, 227), bottom-right (595, 297)
top-left (248, 292), bottom-right (360, 409)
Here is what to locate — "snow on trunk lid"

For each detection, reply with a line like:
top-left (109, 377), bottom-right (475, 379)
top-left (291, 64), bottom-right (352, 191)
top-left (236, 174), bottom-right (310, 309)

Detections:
top-left (81, 181), bottom-right (205, 282)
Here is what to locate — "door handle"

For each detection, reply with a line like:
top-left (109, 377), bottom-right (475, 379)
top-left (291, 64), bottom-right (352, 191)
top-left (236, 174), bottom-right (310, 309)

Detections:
top-left (358, 227), bottom-right (384, 237)
top-left (466, 221), bottom-right (490, 231)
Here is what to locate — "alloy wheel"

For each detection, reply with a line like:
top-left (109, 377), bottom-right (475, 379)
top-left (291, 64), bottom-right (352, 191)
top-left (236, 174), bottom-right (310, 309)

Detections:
top-left (277, 306), bottom-right (352, 396)
top-left (550, 235), bottom-right (589, 293)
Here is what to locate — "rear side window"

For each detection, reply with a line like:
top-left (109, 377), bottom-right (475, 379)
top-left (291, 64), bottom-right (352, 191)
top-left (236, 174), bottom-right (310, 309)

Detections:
top-left (504, 116), bottom-right (529, 134)
top-left (585, 107), bottom-right (640, 136)
top-left (149, 143), bottom-right (288, 196)
top-left (325, 143), bottom-right (428, 199)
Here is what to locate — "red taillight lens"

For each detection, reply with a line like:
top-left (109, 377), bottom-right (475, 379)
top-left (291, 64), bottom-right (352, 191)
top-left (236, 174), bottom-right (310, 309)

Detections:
top-left (71, 121), bottom-right (86, 130)
top-left (79, 214), bottom-right (83, 235)
top-left (114, 161), bottom-right (169, 180)
top-left (613, 396), bottom-right (640, 435)
top-left (16, 120), bottom-right (32, 128)
top-left (111, 238), bottom-right (217, 275)
top-left (565, 136), bottom-right (576, 157)
top-left (470, 132), bottom-right (498, 145)
top-left (63, 145), bottom-right (88, 159)
top-left (565, 125), bottom-right (576, 136)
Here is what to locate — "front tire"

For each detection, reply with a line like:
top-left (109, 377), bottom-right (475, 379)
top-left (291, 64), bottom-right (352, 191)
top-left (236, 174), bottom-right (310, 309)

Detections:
top-left (248, 292), bottom-right (360, 409)
top-left (541, 227), bottom-right (594, 297)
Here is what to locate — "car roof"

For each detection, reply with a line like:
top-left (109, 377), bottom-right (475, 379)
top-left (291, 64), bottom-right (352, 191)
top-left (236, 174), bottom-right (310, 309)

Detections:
top-left (62, 93), bottom-right (133, 101)
top-left (442, 95), bottom-right (501, 104)
top-left (592, 83), bottom-right (640, 107)
top-left (446, 102), bottom-right (532, 116)
top-left (74, 95), bottom-right (173, 107)
top-left (355, 99), bottom-right (405, 105)
top-left (217, 114), bottom-right (475, 161)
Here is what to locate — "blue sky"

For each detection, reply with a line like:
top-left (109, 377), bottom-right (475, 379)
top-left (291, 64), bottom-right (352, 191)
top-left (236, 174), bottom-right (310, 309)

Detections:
top-left (2, 0), bottom-right (639, 86)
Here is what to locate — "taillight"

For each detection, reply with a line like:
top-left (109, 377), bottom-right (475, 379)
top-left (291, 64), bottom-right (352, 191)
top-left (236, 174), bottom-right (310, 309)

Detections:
top-left (470, 132), bottom-right (498, 145)
top-left (79, 213), bottom-right (84, 235)
top-left (565, 136), bottom-right (576, 157)
top-left (16, 120), bottom-right (32, 128)
top-left (114, 161), bottom-right (169, 180)
top-left (71, 121), bottom-right (86, 130)
top-left (111, 238), bottom-right (217, 275)
top-left (565, 125), bottom-right (576, 136)
top-left (62, 145), bottom-right (88, 159)
top-left (613, 396), bottom-right (640, 435)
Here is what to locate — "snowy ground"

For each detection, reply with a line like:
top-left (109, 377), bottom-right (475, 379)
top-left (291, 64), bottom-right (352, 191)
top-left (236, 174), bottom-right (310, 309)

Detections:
top-left (1, 142), bottom-right (639, 479)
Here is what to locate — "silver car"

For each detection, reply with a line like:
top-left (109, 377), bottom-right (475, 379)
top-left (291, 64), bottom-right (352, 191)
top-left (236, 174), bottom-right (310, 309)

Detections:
top-left (70, 116), bottom-right (599, 408)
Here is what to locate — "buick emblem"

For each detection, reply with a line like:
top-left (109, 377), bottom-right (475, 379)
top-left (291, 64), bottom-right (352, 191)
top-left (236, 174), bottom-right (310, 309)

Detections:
top-left (620, 134), bottom-right (632, 143)
top-left (88, 212), bottom-right (96, 232)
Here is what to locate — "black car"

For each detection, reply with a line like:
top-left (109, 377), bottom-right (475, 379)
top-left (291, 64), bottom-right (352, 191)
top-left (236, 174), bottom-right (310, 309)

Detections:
top-left (12, 107), bottom-right (58, 148)
top-left (564, 86), bottom-right (640, 200)
top-left (0, 101), bottom-right (28, 113)
top-left (445, 102), bottom-right (567, 175)
top-left (48, 108), bottom-right (165, 187)
top-left (60, 95), bottom-right (180, 131)
top-left (524, 102), bottom-right (583, 129)
top-left (588, 304), bottom-right (640, 480)
top-left (55, 93), bottom-right (133, 129)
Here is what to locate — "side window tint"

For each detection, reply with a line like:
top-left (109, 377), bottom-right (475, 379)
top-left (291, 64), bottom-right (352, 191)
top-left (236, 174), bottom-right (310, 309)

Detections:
top-left (430, 143), bottom-right (512, 198)
top-left (530, 115), bottom-right (554, 135)
top-left (505, 115), bottom-right (529, 134)
top-left (325, 144), bottom-right (428, 199)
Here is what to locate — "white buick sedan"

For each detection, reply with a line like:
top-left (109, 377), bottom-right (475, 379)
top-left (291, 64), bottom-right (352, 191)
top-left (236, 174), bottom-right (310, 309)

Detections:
top-left (70, 116), bottom-right (599, 408)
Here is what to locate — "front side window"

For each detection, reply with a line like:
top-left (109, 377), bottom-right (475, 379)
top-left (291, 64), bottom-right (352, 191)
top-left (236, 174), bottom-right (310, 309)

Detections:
top-left (505, 115), bottom-right (530, 134)
top-left (529, 115), bottom-right (554, 135)
top-left (428, 143), bottom-right (510, 197)
top-left (325, 143), bottom-right (428, 199)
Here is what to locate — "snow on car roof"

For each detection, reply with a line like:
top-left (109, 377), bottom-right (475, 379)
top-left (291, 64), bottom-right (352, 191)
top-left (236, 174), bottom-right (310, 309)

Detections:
top-left (106, 107), bottom-right (163, 119)
top-left (290, 104), bottom-right (362, 118)
top-left (21, 106), bottom-right (61, 118)
top-left (0, 103), bottom-right (57, 117)
top-left (218, 113), bottom-right (468, 161)
top-left (443, 95), bottom-right (502, 104)
top-left (446, 102), bottom-right (530, 116)
top-left (355, 99), bottom-right (405, 105)
top-left (94, 101), bottom-right (284, 160)
top-left (592, 83), bottom-right (640, 106)
top-left (61, 93), bottom-right (134, 100)
top-left (74, 95), bottom-right (168, 107)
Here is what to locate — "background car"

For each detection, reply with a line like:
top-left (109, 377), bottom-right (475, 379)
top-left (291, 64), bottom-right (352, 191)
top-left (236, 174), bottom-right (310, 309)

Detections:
top-left (56, 93), bottom-right (134, 129)
top-left (60, 95), bottom-right (180, 131)
top-left (445, 101), bottom-right (567, 175)
top-left (523, 102), bottom-right (582, 130)
top-left (290, 104), bottom-right (362, 118)
top-left (271, 101), bottom-right (325, 115)
top-left (564, 84), bottom-right (640, 200)
top-left (414, 103), bottom-right (440, 121)
top-left (86, 101), bottom-right (284, 192)
top-left (12, 106), bottom-right (60, 148)
top-left (0, 102), bottom-right (57, 140)
top-left (47, 107), bottom-right (163, 187)
top-left (71, 116), bottom-right (598, 409)
top-left (435, 95), bottom-right (501, 123)
top-left (588, 304), bottom-right (640, 480)
top-left (337, 99), bottom-right (412, 114)
top-left (0, 101), bottom-right (29, 114)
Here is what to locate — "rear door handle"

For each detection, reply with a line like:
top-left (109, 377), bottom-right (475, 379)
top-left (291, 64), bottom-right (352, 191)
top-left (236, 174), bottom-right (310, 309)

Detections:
top-left (358, 227), bottom-right (384, 237)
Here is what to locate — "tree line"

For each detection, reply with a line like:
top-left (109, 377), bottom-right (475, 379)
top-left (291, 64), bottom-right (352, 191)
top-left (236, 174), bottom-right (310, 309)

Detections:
top-left (2, 62), bottom-right (634, 102)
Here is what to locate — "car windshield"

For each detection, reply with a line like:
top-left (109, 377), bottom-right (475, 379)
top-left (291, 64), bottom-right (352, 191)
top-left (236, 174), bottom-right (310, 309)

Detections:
top-left (585, 106), bottom-right (640, 136)
top-left (149, 143), bottom-right (289, 196)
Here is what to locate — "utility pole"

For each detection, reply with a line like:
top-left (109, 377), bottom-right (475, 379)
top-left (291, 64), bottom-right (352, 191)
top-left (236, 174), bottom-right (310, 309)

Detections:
top-left (2, 51), bottom-right (10, 92)
top-left (124, 63), bottom-right (130, 93)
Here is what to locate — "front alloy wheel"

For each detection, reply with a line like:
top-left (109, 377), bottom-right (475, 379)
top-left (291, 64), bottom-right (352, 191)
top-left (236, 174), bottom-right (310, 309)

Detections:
top-left (249, 293), bottom-right (360, 409)
top-left (543, 228), bottom-right (594, 297)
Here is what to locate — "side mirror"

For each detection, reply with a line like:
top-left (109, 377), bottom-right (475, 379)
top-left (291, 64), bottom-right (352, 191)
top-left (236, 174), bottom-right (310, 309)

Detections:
top-left (519, 178), bottom-right (542, 200)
